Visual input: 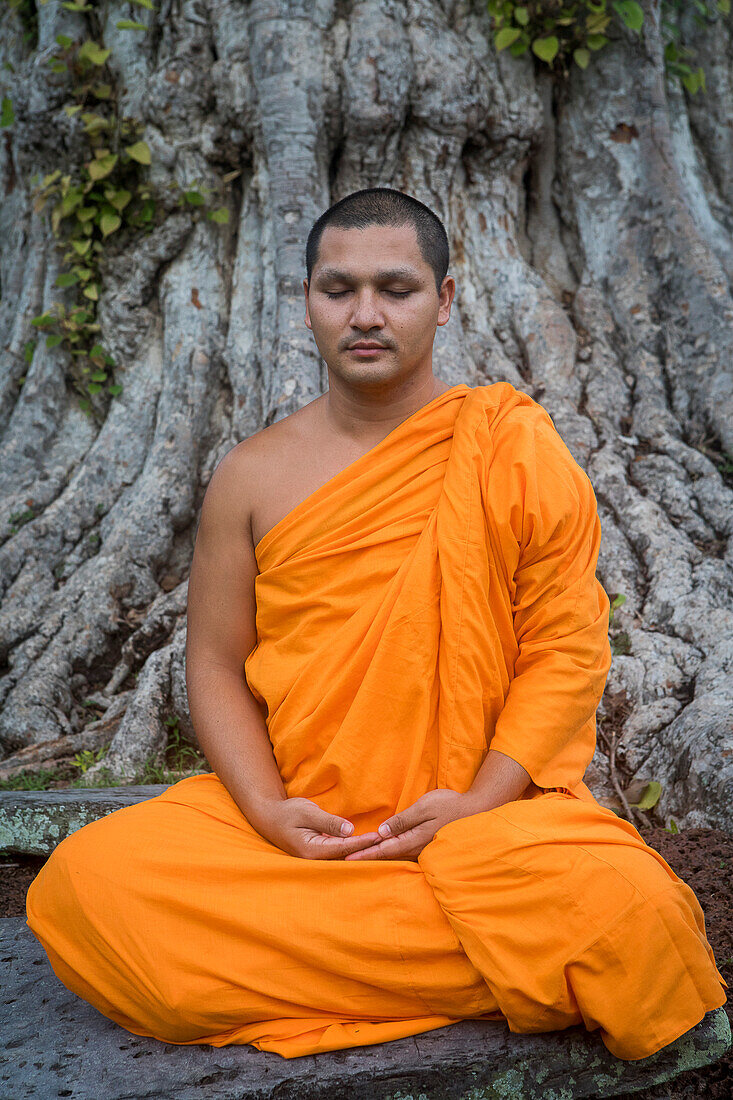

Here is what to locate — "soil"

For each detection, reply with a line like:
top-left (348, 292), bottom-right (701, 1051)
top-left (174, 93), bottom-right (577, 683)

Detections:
top-left (1, 824), bottom-right (730, 1097)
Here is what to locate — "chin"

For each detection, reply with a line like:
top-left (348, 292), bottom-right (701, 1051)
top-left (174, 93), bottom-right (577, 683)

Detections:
top-left (335, 362), bottom-right (400, 385)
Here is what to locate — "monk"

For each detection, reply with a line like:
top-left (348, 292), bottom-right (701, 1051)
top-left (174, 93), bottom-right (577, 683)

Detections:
top-left (26, 187), bottom-right (727, 1062)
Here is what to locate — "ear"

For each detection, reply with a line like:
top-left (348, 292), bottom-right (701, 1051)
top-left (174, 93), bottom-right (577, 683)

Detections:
top-left (437, 276), bottom-right (455, 327)
top-left (303, 278), bottom-right (312, 330)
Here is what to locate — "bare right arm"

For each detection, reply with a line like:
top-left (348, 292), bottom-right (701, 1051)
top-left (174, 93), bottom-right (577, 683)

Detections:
top-left (185, 444), bottom-right (381, 859)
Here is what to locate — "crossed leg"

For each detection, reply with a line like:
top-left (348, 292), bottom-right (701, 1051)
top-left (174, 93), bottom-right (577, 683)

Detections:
top-left (419, 789), bottom-right (728, 1060)
top-left (25, 775), bottom-right (727, 1060)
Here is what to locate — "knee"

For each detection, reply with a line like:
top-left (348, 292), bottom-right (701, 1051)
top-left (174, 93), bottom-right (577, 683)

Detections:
top-left (26, 818), bottom-right (111, 931)
top-left (419, 793), bottom-right (680, 909)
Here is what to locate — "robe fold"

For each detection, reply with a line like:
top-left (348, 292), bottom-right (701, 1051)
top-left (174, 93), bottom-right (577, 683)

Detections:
top-left (26, 381), bottom-right (728, 1061)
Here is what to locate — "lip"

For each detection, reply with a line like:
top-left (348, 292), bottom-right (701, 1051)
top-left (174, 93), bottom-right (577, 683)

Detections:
top-left (348, 344), bottom-right (389, 356)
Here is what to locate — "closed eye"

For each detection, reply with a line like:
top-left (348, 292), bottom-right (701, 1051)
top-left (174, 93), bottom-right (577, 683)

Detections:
top-left (323, 290), bottom-right (411, 298)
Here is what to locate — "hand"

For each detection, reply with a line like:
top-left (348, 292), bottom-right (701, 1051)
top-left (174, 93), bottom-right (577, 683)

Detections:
top-left (344, 789), bottom-right (485, 862)
top-left (252, 795), bottom-right (382, 860)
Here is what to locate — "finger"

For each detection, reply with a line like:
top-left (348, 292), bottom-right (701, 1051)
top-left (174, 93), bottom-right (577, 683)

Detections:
top-left (376, 809), bottom-right (425, 839)
top-left (305, 830), bottom-right (382, 859)
top-left (316, 813), bottom-right (357, 838)
top-left (344, 835), bottom-right (415, 861)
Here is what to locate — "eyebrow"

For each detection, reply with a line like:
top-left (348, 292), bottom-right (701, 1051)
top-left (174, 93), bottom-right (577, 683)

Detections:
top-left (313, 266), bottom-right (422, 285)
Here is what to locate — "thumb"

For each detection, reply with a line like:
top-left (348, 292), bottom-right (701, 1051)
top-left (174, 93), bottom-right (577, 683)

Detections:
top-left (377, 809), bottom-right (409, 838)
top-left (314, 807), bottom-right (354, 837)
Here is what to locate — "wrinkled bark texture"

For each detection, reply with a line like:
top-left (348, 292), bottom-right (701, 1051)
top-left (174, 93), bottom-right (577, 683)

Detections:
top-left (1, 0), bottom-right (732, 832)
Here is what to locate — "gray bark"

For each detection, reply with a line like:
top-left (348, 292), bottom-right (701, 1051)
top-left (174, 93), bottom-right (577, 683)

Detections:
top-left (1, 0), bottom-right (731, 832)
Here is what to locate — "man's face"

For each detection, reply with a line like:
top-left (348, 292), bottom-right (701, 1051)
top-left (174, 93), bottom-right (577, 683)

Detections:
top-left (303, 222), bottom-right (454, 390)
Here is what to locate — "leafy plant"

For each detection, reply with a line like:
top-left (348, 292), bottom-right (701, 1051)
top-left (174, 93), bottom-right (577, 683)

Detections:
top-left (627, 779), bottom-right (662, 810)
top-left (163, 715), bottom-right (209, 774)
top-left (608, 592), bottom-right (626, 624)
top-left (70, 745), bottom-right (108, 773)
top-left (15, 10), bottom-right (233, 421)
top-left (487, 0), bottom-right (730, 90)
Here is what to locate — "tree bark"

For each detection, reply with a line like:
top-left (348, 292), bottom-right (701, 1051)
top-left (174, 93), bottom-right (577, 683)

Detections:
top-left (1, 0), bottom-right (731, 832)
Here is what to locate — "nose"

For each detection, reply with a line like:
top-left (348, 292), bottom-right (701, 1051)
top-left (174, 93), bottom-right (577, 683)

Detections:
top-left (349, 288), bottom-right (385, 331)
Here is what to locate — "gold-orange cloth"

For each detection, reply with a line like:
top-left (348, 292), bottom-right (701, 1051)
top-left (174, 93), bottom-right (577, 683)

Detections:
top-left (26, 382), bottom-right (727, 1060)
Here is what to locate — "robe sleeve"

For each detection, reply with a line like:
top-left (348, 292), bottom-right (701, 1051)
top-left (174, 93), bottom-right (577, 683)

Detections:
top-left (486, 402), bottom-right (613, 791)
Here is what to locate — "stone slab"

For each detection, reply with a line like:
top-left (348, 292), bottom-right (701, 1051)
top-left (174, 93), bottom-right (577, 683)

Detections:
top-left (1, 919), bottom-right (729, 1099)
top-left (0, 786), bottom-right (170, 856)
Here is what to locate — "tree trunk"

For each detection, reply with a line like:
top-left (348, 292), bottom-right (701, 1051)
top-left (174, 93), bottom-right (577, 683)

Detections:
top-left (1, 0), bottom-right (731, 833)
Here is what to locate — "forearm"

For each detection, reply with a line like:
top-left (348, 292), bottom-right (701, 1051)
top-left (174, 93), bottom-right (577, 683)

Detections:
top-left (186, 661), bottom-right (287, 828)
top-left (465, 747), bottom-right (533, 813)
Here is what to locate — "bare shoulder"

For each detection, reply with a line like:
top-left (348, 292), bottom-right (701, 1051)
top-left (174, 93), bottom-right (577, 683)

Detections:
top-left (226, 397), bottom-right (322, 477)
top-left (205, 397), bottom-right (324, 518)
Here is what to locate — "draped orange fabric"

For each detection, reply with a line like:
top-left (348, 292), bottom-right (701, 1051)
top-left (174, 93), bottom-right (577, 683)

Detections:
top-left (26, 381), bottom-right (727, 1060)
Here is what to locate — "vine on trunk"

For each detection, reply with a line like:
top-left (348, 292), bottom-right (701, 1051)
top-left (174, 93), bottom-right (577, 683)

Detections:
top-left (488, 0), bottom-right (730, 89)
top-left (1, 0), bottom-right (231, 421)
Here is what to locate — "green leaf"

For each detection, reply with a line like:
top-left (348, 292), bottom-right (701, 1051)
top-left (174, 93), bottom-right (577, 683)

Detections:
top-left (55, 271), bottom-right (80, 287)
top-left (629, 780), bottom-right (662, 810)
top-left (108, 383), bottom-right (123, 395)
top-left (611, 0), bottom-right (644, 33)
top-left (82, 113), bottom-right (110, 136)
top-left (184, 190), bottom-right (205, 206)
top-left (587, 33), bottom-right (610, 49)
top-left (91, 83), bottom-right (112, 99)
top-left (514, 5), bottom-right (529, 25)
top-left (23, 340), bottom-right (36, 363)
top-left (100, 210), bottom-right (122, 236)
top-left (31, 313), bottom-right (54, 327)
top-left (90, 370), bottom-right (107, 381)
top-left (64, 104), bottom-right (83, 117)
top-left (666, 817), bottom-right (679, 835)
top-left (60, 188), bottom-right (84, 217)
top-left (532, 35), bottom-right (559, 63)
top-left (87, 152), bottom-right (118, 181)
top-left (125, 140), bottom-right (151, 165)
top-left (87, 382), bottom-right (103, 394)
top-left (116, 19), bottom-right (148, 30)
top-left (573, 47), bottom-right (591, 69)
top-left (78, 40), bottom-right (111, 66)
top-left (495, 27), bottom-right (522, 50)
top-left (681, 67), bottom-right (705, 95)
top-left (718, 0), bottom-right (731, 14)
top-left (207, 207), bottom-right (230, 224)
top-left (89, 343), bottom-right (106, 357)
top-left (48, 60), bottom-right (68, 74)
top-left (82, 284), bottom-right (99, 300)
top-left (46, 333), bottom-right (64, 348)
top-left (55, 33), bottom-right (73, 48)
top-left (132, 0), bottom-right (155, 7)
top-left (71, 238), bottom-right (92, 256)
top-left (108, 188), bottom-right (132, 211)
top-left (1, 96), bottom-right (15, 128)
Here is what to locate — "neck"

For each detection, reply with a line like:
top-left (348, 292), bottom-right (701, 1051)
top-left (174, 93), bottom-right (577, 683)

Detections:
top-left (321, 374), bottom-right (450, 443)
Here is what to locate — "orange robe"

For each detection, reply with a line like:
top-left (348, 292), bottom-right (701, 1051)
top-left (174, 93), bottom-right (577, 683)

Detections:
top-left (26, 382), bottom-right (727, 1060)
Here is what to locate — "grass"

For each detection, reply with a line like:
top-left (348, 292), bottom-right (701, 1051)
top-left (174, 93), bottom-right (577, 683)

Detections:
top-left (0, 720), bottom-right (210, 791)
